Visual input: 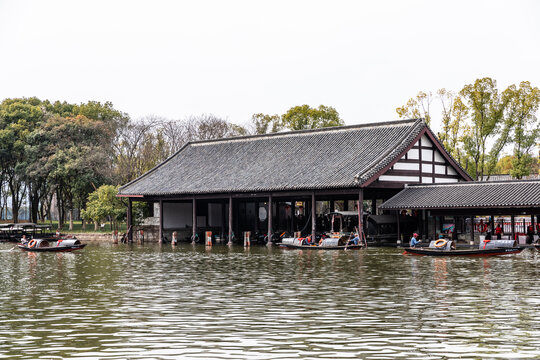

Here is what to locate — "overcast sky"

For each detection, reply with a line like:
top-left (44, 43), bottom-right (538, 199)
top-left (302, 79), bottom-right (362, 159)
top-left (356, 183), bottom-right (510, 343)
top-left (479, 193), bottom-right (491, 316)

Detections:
top-left (1, 0), bottom-right (539, 130)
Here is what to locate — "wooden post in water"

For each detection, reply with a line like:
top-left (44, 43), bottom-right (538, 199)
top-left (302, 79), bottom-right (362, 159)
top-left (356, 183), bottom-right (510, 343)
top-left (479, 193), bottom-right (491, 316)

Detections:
top-left (311, 192), bottom-right (316, 243)
top-left (192, 198), bottom-right (197, 243)
top-left (267, 195), bottom-right (273, 245)
top-left (127, 198), bottom-right (132, 243)
top-left (159, 200), bottom-right (163, 244)
top-left (228, 195), bottom-right (233, 245)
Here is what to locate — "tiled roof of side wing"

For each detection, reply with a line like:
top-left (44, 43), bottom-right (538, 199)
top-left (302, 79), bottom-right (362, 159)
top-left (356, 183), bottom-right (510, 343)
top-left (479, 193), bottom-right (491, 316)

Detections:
top-left (119, 119), bottom-right (426, 196)
top-left (379, 180), bottom-right (540, 209)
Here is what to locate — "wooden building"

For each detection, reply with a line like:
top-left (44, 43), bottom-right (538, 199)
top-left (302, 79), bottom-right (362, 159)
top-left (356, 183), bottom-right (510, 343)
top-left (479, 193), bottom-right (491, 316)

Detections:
top-left (118, 119), bottom-right (471, 243)
top-left (380, 179), bottom-right (540, 244)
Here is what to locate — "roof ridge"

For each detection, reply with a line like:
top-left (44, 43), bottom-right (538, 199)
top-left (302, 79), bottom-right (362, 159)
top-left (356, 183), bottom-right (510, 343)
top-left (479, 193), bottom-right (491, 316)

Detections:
top-left (188, 118), bottom-right (422, 146)
top-left (407, 179), bottom-right (540, 188)
top-left (354, 119), bottom-right (425, 183)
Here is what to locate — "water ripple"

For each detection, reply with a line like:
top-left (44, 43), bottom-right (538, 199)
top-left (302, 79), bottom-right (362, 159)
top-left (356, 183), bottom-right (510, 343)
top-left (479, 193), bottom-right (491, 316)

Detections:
top-left (0, 244), bottom-right (539, 359)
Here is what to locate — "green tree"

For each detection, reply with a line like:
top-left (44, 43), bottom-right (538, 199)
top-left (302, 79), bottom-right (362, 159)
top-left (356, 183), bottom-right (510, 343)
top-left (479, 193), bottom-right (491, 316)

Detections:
top-left (459, 77), bottom-right (511, 180)
top-left (81, 185), bottom-right (126, 232)
top-left (0, 98), bottom-right (44, 222)
top-left (26, 114), bottom-right (111, 228)
top-left (281, 105), bottom-right (344, 130)
top-left (504, 81), bottom-right (540, 179)
top-left (495, 155), bottom-right (514, 174)
top-left (396, 91), bottom-right (433, 125)
top-left (249, 113), bottom-right (282, 134)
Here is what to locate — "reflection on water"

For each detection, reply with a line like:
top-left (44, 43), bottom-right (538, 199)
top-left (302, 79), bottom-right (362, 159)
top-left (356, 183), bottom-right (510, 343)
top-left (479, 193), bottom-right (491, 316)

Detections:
top-left (0, 243), bottom-right (539, 359)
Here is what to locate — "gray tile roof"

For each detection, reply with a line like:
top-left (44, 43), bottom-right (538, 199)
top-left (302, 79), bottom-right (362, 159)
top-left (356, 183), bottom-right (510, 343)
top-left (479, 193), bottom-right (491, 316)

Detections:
top-left (119, 119), bottom-right (427, 196)
top-left (379, 180), bottom-right (540, 210)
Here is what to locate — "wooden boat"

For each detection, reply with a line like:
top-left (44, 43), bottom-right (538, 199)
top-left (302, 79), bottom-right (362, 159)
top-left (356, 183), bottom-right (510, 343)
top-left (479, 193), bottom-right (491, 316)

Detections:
top-left (403, 239), bottom-right (522, 256)
top-left (278, 243), bottom-right (364, 250)
top-left (278, 236), bottom-right (365, 250)
top-left (18, 238), bottom-right (86, 252)
top-left (403, 247), bottom-right (523, 257)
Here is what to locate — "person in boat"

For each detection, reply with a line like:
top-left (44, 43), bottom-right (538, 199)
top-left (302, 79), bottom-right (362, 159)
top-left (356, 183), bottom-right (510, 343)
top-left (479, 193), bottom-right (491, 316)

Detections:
top-left (485, 231), bottom-right (492, 241)
top-left (171, 231), bottom-right (178, 246)
top-left (495, 223), bottom-right (503, 240)
top-left (20, 235), bottom-right (28, 246)
top-left (302, 235), bottom-right (314, 246)
top-left (410, 233), bottom-right (420, 248)
top-left (348, 233), bottom-right (360, 246)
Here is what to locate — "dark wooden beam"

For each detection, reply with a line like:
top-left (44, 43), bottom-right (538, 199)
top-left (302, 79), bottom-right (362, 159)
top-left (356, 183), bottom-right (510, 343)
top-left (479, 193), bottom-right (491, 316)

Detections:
top-left (228, 195), bottom-right (233, 245)
top-left (418, 135), bottom-right (422, 183)
top-left (511, 215), bottom-right (515, 240)
top-left (358, 189), bottom-right (364, 236)
top-left (470, 215), bottom-right (474, 243)
top-left (268, 195), bottom-right (273, 245)
top-left (382, 169), bottom-right (460, 179)
top-left (159, 200), bottom-right (163, 243)
top-left (311, 192), bottom-right (316, 242)
top-left (127, 198), bottom-right (133, 242)
top-left (192, 198), bottom-right (197, 242)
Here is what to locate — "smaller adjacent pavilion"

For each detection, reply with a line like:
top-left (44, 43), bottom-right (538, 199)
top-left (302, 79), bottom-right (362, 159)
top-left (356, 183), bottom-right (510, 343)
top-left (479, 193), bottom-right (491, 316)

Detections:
top-left (379, 179), bottom-right (540, 243)
top-left (118, 118), bottom-right (471, 244)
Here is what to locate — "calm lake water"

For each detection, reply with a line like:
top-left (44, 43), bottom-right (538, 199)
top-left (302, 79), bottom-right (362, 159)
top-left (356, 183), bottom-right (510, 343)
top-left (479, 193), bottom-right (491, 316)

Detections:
top-left (0, 242), bottom-right (539, 359)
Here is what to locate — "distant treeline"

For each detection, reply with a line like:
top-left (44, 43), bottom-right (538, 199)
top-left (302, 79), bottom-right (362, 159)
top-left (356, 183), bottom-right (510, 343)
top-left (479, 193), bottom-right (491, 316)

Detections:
top-left (1, 77), bottom-right (538, 226)
top-left (396, 77), bottom-right (540, 180)
top-left (0, 100), bottom-right (343, 226)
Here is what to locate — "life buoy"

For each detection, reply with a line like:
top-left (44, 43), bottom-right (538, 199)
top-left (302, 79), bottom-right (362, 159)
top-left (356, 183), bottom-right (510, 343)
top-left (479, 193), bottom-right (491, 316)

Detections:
top-left (56, 240), bottom-right (63, 247)
top-left (434, 239), bottom-right (447, 248)
top-left (482, 239), bottom-right (491, 249)
top-left (476, 223), bottom-right (488, 233)
top-left (28, 239), bottom-right (37, 248)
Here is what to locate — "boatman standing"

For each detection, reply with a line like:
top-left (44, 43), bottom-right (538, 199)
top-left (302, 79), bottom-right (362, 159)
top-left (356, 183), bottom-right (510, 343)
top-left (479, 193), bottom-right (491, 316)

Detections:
top-left (410, 233), bottom-right (420, 248)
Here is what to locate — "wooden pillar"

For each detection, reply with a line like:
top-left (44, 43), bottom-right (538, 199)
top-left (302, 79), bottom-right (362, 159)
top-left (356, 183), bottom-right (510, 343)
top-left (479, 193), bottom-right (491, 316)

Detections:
top-left (511, 214), bottom-right (515, 240)
top-left (159, 200), bottom-right (163, 243)
top-left (228, 195), bottom-right (233, 245)
top-left (490, 215), bottom-right (495, 234)
top-left (343, 199), bottom-right (349, 211)
top-left (454, 216), bottom-right (458, 241)
top-left (531, 214), bottom-right (535, 237)
top-left (311, 192), bottom-right (316, 242)
top-left (358, 189), bottom-right (364, 235)
top-left (423, 210), bottom-right (428, 239)
top-left (433, 216), bottom-right (437, 240)
top-left (192, 198), bottom-right (197, 242)
top-left (221, 201), bottom-right (226, 238)
top-left (254, 201), bottom-right (259, 233)
top-left (396, 210), bottom-right (401, 243)
top-left (268, 195), bottom-right (273, 244)
top-left (291, 198), bottom-right (295, 233)
top-left (470, 215), bottom-right (475, 243)
top-left (371, 198), bottom-right (376, 215)
top-left (127, 198), bottom-right (133, 242)
top-left (330, 199), bottom-right (335, 213)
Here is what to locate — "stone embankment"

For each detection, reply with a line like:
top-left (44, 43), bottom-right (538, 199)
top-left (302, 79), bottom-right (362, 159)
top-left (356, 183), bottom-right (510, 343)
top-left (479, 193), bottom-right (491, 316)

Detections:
top-left (66, 225), bottom-right (160, 242)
